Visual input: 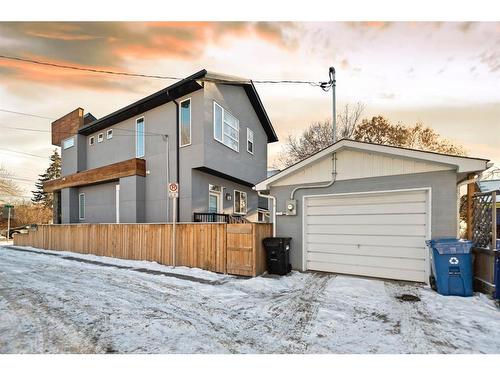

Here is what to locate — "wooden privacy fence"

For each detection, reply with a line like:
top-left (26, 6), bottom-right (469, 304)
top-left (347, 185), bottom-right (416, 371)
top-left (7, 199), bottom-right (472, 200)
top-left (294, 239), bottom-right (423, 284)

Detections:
top-left (471, 190), bottom-right (499, 296)
top-left (13, 223), bottom-right (272, 277)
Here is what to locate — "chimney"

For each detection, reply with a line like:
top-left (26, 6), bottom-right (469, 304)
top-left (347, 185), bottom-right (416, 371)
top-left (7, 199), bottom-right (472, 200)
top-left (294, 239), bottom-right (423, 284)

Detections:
top-left (51, 108), bottom-right (84, 146)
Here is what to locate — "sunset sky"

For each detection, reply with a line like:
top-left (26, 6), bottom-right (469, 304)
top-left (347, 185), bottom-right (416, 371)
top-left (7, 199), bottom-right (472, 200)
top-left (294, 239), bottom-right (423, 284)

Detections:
top-left (0, 21), bottom-right (499, 195)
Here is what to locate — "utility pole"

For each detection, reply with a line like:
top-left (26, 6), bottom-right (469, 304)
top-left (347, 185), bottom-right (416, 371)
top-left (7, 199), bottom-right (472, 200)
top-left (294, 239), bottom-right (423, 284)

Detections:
top-left (330, 67), bottom-right (336, 143)
top-left (320, 67), bottom-right (336, 143)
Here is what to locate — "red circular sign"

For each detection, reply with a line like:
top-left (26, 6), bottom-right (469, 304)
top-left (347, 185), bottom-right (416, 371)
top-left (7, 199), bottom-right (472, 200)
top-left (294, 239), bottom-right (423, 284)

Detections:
top-left (169, 183), bottom-right (178, 192)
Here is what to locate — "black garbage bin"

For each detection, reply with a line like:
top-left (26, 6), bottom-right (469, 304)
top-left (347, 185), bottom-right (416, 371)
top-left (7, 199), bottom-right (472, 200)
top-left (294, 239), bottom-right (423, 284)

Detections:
top-left (263, 237), bottom-right (292, 275)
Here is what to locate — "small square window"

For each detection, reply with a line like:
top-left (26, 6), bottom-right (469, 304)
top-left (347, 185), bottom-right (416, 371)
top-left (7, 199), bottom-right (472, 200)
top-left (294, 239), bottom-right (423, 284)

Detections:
top-left (97, 133), bottom-right (104, 143)
top-left (106, 129), bottom-right (113, 140)
top-left (89, 136), bottom-right (95, 146)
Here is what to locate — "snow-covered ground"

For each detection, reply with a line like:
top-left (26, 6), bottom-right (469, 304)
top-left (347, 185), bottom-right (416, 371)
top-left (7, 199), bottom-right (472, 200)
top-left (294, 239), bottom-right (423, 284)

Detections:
top-left (0, 245), bottom-right (498, 354)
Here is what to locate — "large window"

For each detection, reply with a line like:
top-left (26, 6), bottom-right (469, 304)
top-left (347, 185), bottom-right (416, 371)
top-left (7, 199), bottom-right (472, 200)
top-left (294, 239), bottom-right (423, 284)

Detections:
top-left (213, 102), bottom-right (239, 152)
top-left (136, 117), bottom-right (145, 158)
top-left (79, 193), bottom-right (85, 220)
top-left (234, 190), bottom-right (247, 215)
top-left (62, 137), bottom-right (74, 150)
top-left (180, 98), bottom-right (191, 147)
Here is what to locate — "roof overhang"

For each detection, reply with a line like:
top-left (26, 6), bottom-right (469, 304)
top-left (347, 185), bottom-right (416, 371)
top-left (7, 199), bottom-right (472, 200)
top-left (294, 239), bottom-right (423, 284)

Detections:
top-left (254, 139), bottom-right (490, 191)
top-left (78, 69), bottom-right (278, 143)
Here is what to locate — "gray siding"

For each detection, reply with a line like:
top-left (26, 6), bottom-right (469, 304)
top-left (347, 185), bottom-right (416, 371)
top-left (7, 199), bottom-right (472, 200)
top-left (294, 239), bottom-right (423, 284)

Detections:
top-left (203, 82), bottom-right (268, 185)
top-left (78, 182), bottom-right (117, 223)
top-left (269, 170), bottom-right (458, 270)
top-left (59, 82), bottom-right (270, 223)
top-left (190, 169), bottom-right (259, 222)
top-left (61, 134), bottom-right (86, 176)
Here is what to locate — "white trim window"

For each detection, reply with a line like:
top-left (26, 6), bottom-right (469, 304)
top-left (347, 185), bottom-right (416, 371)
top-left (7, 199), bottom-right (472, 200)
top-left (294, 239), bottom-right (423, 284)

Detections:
top-left (62, 137), bottom-right (74, 149)
top-left (247, 128), bottom-right (254, 154)
top-left (97, 133), bottom-right (104, 143)
top-left (213, 101), bottom-right (239, 152)
top-left (78, 193), bottom-right (85, 220)
top-left (106, 129), bottom-right (113, 140)
top-left (180, 98), bottom-right (191, 147)
top-left (136, 117), bottom-right (145, 158)
top-left (234, 190), bottom-right (247, 215)
top-left (89, 136), bottom-right (95, 146)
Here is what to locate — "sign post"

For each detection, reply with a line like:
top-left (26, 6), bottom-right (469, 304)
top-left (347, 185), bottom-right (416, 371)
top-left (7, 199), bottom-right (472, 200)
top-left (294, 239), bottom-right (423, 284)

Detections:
top-left (168, 183), bottom-right (179, 267)
top-left (4, 204), bottom-right (14, 241)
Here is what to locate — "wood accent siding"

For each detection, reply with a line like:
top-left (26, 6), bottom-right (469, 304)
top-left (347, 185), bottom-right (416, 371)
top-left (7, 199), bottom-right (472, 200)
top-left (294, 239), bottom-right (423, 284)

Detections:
top-left (43, 158), bottom-right (146, 192)
top-left (13, 223), bottom-right (272, 277)
top-left (51, 108), bottom-right (84, 146)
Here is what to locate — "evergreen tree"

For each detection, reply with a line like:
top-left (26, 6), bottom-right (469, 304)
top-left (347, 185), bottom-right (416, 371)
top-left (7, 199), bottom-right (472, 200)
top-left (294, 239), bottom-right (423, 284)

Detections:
top-left (32, 149), bottom-right (61, 207)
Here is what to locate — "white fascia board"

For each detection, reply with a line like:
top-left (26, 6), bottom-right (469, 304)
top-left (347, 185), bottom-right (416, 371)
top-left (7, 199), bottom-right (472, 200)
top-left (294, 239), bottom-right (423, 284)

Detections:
top-left (255, 139), bottom-right (489, 190)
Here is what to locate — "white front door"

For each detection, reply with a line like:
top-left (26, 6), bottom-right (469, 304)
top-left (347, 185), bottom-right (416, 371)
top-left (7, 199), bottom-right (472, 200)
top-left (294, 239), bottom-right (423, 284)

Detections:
top-left (208, 192), bottom-right (221, 213)
top-left (303, 189), bottom-right (431, 282)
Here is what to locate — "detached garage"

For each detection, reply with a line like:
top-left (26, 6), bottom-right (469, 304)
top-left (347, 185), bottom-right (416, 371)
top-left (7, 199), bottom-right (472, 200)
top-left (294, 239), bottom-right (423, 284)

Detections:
top-left (255, 140), bottom-right (489, 283)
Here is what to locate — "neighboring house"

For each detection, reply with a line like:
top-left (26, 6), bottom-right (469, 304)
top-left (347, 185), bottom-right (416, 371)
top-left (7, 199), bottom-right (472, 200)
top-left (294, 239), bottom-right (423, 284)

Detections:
top-left (255, 139), bottom-right (490, 283)
top-left (44, 70), bottom-right (278, 224)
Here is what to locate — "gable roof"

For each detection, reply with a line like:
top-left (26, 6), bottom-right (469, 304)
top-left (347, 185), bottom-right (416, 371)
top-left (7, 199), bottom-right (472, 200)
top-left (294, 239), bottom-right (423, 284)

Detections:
top-left (78, 69), bottom-right (278, 143)
top-left (255, 139), bottom-right (490, 190)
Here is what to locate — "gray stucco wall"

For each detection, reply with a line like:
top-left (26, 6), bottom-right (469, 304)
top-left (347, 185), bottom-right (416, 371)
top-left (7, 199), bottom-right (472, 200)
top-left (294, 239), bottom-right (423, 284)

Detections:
top-left (203, 82), bottom-right (268, 185)
top-left (78, 182), bottom-right (118, 223)
top-left (269, 170), bottom-right (458, 270)
top-left (61, 134), bottom-right (87, 176)
top-left (191, 169), bottom-right (259, 222)
top-left (59, 81), bottom-right (270, 223)
top-left (61, 187), bottom-right (79, 224)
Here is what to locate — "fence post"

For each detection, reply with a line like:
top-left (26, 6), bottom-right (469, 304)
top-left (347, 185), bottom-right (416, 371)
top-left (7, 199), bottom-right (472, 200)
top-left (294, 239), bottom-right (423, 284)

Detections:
top-left (492, 191), bottom-right (497, 250)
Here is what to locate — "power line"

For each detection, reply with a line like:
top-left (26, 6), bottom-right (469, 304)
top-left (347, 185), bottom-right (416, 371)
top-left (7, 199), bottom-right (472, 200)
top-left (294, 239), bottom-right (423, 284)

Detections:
top-left (0, 54), bottom-right (325, 85)
top-left (0, 147), bottom-right (48, 159)
top-left (0, 54), bottom-right (182, 81)
top-left (4, 125), bottom-right (164, 137)
top-left (0, 108), bottom-right (54, 120)
top-left (0, 175), bottom-right (35, 183)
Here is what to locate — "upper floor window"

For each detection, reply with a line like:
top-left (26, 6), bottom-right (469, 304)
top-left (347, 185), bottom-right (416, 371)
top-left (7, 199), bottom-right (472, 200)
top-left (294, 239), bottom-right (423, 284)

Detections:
top-left (247, 128), bottom-right (254, 154)
top-left (62, 137), bottom-right (74, 150)
top-left (180, 98), bottom-right (191, 147)
top-left (106, 129), bottom-right (113, 140)
top-left (97, 133), bottom-right (104, 143)
top-left (136, 117), bottom-right (145, 158)
top-left (89, 136), bottom-right (95, 146)
top-left (213, 102), bottom-right (239, 152)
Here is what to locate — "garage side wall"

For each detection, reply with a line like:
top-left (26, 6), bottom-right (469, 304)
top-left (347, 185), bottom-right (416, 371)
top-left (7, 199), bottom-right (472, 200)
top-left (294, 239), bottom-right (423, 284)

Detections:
top-left (269, 170), bottom-right (457, 270)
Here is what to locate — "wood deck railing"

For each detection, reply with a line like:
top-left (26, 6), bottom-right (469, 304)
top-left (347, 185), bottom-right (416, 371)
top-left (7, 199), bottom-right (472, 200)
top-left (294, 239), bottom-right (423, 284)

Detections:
top-left (193, 213), bottom-right (249, 224)
top-left (13, 223), bottom-right (272, 277)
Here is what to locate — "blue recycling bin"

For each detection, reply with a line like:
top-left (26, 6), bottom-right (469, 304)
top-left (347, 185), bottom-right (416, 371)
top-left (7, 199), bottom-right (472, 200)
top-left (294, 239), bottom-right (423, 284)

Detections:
top-left (426, 238), bottom-right (473, 297)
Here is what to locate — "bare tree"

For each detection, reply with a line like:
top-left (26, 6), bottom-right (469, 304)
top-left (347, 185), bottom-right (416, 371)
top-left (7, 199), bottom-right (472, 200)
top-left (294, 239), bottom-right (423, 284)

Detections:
top-left (0, 166), bottom-right (21, 201)
top-left (276, 102), bottom-right (365, 168)
top-left (337, 102), bottom-right (366, 140)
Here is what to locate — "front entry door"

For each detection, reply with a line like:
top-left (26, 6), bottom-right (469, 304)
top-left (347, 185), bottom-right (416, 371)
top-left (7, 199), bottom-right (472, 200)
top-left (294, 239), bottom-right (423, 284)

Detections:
top-left (208, 192), bottom-right (220, 213)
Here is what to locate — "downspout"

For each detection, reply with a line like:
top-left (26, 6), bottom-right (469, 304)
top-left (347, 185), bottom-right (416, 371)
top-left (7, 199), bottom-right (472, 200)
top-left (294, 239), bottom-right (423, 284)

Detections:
top-left (173, 99), bottom-right (180, 222)
top-left (290, 152), bottom-right (337, 200)
top-left (163, 134), bottom-right (170, 221)
top-left (257, 191), bottom-right (277, 237)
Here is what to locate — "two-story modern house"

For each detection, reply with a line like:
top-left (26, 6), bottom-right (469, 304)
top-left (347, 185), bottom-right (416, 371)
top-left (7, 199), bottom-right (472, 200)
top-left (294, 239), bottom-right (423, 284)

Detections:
top-left (44, 70), bottom-right (278, 224)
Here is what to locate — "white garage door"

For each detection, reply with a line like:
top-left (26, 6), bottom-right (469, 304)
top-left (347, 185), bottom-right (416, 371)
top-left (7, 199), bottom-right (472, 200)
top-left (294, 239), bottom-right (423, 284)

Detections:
top-left (304, 189), bottom-right (430, 282)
